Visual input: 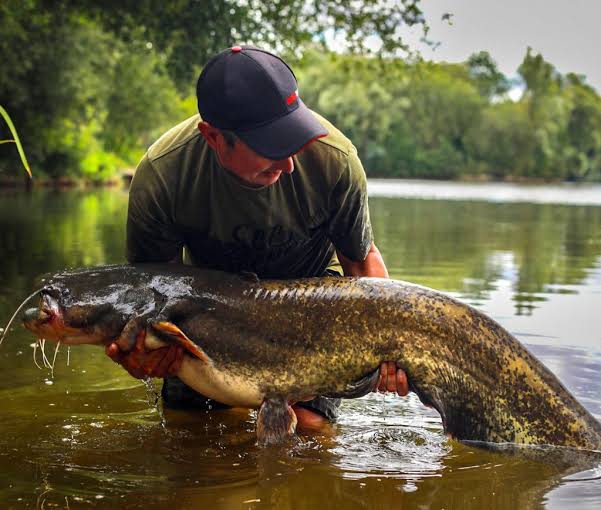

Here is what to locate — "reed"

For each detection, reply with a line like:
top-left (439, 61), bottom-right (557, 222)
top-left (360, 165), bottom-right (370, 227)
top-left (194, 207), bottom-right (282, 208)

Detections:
top-left (0, 105), bottom-right (32, 178)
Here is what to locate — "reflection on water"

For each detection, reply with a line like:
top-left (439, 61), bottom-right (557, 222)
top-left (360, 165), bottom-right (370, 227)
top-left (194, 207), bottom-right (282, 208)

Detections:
top-left (528, 344), bottom-right (601, 420)
top-left (1, 186), bottom-right (600, 509)
top-left (368, 179), bottom-right (601, 206)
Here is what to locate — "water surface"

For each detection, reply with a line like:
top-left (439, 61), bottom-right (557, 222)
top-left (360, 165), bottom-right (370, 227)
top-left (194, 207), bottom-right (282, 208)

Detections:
top-left (0, 181), bottom-right (600, 509)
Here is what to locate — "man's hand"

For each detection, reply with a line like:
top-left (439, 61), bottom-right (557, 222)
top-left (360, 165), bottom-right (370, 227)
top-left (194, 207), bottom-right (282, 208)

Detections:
top-left (105, 330), bottom-right (184, 379)
top-left (375, 361), bottom-right (409, 396)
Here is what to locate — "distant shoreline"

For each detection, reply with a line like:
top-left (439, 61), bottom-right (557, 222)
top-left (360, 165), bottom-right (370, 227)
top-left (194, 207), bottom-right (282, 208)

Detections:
top-left (0, 174), bottom-right (126, 189)
top-left (2, 171), bottom-right (597, 190)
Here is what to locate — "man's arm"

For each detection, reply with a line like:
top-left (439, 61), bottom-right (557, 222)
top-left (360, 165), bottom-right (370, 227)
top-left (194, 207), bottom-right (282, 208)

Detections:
top-left (337, 243), bottom-right (409, 397)
top-left (106, 155), bottom-right (186, 378)
top-left (337, 242), bottom-right (388, 278)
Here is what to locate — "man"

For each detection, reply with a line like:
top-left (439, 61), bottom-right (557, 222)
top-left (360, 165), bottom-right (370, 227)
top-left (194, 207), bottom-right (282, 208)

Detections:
top-left (106, 45), bottom-right (408, 431)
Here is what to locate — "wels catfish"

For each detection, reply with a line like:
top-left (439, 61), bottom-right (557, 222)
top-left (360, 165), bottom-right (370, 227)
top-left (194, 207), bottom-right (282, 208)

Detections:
top-left (17, 264), bottom-right (601, 449)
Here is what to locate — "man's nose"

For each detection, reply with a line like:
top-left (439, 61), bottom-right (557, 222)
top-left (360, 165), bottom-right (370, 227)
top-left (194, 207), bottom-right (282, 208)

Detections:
top-left (275, 157), bottom-right (294, 174)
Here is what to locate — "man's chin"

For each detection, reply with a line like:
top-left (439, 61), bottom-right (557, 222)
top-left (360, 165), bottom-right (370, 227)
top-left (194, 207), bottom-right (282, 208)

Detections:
top-left (257, 170), bottom-right (282, 186)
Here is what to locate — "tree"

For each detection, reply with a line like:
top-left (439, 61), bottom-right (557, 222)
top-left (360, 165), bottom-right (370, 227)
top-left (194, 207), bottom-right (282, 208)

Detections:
top-left (466, 51), bottom-right (510, 100)
top-left (465, 102), bottom-right (536, 178)
top-left (561, 79), bottom-right (601, 180)
top-left (1, 0), bottom-right (428, 179)
top-left (64, 0), bottom-right (428, 86)
top-left (516, 49), bottom-right (570, 179)
top-left (518, 47), bottom-right (562, 99)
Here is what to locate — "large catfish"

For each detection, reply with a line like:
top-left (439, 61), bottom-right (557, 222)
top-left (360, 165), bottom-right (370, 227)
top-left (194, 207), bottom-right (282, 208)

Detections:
top-left (17, 264), bottom-right (601, 448)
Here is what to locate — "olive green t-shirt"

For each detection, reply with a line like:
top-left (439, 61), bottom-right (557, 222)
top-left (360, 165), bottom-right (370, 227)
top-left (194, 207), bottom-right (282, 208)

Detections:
top-left (126, 112), bottom-right (373, 278)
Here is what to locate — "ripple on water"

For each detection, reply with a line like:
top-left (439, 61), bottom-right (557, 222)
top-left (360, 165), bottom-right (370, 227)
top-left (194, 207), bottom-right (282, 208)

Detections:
top-left (332, 393), bottom-right (449, 477)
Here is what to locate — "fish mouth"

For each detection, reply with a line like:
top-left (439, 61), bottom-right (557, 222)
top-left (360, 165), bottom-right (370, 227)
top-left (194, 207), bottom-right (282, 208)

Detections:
top-left (23, 292), bottom-right (64, 341)
top-left (22, 291), bottom-right (108, 345)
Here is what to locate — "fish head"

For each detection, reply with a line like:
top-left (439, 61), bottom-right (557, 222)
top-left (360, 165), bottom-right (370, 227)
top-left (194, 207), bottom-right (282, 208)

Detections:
top-left (22, 268), bottom-right (138, 345)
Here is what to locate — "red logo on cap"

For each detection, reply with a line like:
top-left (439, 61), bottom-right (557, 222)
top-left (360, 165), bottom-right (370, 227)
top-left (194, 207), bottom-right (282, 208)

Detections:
top-left (286, 89), bottom-right (298, 105)
top-left (231, 46), bottom-right (242, 53)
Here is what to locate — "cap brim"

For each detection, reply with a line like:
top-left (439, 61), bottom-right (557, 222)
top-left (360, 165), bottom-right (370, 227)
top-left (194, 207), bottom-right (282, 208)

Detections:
top-left (236, 100), bottom-right (328, 160)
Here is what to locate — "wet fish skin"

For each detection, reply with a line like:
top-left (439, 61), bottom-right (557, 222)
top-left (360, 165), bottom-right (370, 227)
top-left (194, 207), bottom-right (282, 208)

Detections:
top-left (22, 264), bottom-right (601, 449)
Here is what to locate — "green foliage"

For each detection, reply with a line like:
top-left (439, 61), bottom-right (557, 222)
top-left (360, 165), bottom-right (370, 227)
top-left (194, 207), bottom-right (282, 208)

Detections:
top-left (102, 38), bottom-right (183, 154)
top-left (465, 51), bottom-right (511, 100)
top-left (298, 52), bottom-right (483, 178)
top-left (0, 0), bottom-right (427, 181)
top-left (297, 48), bottom-right (601, 182)
top-left (0, 1), bottom-right (186, 179)
top-left (518, 47), bottom-right (563, 99)
top-left (561, 79), bottom-right (601, 181)
top-left (464, 102), bottom-right (535, 179)
top-left (1, 1), bottom-right (601, 182)
top-left (68, 0), bottom-right (427, 86)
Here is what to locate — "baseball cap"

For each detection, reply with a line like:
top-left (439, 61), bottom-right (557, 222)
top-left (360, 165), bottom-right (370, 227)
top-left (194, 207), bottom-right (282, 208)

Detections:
top-left (196, 45), bottom-right (328, 160)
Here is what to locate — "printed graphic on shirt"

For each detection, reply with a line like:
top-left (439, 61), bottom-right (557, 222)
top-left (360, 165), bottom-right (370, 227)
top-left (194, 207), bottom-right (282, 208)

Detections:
top-left (185, 222), bottom-right (329, 278)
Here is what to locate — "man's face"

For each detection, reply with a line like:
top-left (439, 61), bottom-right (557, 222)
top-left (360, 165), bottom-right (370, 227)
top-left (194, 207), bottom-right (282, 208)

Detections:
top-left (220, 137), bottom-right (295, 187)
top-left (198, 122), bottom-right (295, 187)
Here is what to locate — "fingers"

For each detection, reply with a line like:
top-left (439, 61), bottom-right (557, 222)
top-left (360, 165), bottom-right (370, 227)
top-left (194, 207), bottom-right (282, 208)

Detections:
top-left (106, 328), bottom-right (185, 379)
top-left (134, 329), bottom-right (146, 350)
top-left (396, 368), bottom-right (409, 396)
top-left (151, 346), bottom-right (184, 377)
top-left (105, 342), bottom-right (121, 361)
top-left (385, 362), bottom-right (397, 393)
top-left (374, 361), bottom-right (410, 397)
top-left (133, 346), bottom-right (185, 378)
top-left (376, 362), bottom-right (388, 392)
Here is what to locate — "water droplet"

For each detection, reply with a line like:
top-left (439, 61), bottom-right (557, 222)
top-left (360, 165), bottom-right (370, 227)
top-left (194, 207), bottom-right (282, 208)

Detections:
top-left (142, 376), bottom-right (166, 427)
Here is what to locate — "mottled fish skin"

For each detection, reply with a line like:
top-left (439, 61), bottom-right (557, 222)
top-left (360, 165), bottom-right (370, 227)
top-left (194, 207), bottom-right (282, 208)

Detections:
top-left (25, 264), bottom-right (601, 449)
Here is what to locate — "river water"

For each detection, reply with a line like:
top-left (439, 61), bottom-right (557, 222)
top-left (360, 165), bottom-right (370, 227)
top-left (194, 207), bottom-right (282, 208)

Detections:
top-left (0, 180), bottom-right (600, 509)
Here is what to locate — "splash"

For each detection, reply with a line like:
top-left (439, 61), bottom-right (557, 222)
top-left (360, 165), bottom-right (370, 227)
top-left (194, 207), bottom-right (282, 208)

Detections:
top-left (143, 376), bottom-right (167, 429)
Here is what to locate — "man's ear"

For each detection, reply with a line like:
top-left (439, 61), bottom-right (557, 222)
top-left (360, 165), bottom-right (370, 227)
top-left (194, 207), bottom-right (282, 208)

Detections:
top-left (198, 121), bottom-right (220, 151)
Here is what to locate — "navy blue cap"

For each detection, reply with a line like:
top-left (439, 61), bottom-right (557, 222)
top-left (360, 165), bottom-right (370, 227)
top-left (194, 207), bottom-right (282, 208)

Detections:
top-left (196, 45), bottom-right (328, 160)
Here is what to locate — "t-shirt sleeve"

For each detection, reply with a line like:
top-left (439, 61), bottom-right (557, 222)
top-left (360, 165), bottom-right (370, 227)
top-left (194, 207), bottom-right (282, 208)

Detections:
top-left (327, 148), bottom-right (373, 261)
top-left (126, 155), bottom-right (183, 263)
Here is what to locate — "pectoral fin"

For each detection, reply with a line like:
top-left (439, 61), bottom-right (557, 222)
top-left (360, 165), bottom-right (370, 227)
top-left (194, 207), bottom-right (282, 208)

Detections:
top-left (150, 321), bottom-right (210, 363)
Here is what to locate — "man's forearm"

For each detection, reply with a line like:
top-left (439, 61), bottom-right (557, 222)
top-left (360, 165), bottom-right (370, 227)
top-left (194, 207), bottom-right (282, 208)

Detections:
top-left (337, 243), bottom-right (389, 278)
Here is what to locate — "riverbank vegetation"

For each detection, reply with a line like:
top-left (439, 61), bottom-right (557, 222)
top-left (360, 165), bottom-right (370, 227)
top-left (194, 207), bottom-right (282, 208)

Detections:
top-left (298, 49), bottom-right (601, 182)
top-left (1, 1), bottom-right (600, 183)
